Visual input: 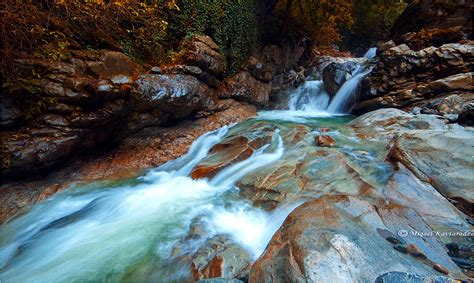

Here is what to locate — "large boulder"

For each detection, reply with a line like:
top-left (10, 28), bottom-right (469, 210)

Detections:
top-left (133, 74), bottom-right (212, 120)
top-left (217, 71), bottom-right (271, 107)
top-left (351, 108), bottom-right (474, 217)
top-left (386, 127), bottom-right (474, 217)
top-left (249, 196), bottom-right (468, 282)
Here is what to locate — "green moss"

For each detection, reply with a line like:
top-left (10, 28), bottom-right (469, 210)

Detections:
top-left (168, 0), bottom-right (259, 75)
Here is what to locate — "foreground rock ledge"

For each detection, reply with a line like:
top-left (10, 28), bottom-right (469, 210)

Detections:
top-left (250, 196), bottom-right (468, 282)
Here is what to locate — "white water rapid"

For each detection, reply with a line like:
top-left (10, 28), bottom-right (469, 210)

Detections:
top-left (0, 127), bottom-right (296, 282)
top-left (0, 50), bottom-right (376, 283)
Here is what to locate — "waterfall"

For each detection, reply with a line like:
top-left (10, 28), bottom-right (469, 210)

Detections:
top-left (363, 47), bottom-right (377, 59)
top-left (286, 69), bottom-right (370, 115)
top-left (288, 80), bottom-right (330, 112)
top-left (0, 127), bottom-right (294, 282)
top-left (287, 49), bottom-right (376, 115)
top-left (326, 67), bottom-right (372, 113)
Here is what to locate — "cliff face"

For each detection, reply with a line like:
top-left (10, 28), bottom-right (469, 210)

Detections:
top-left (0, 36), bottom-right (276, 181)
top-left (355, 0), bottom-right (473, 121)
top-left (390, 0), bottom-right (472, 50)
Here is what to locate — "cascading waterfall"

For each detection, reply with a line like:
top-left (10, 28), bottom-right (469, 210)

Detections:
top-left (325, 67), bottom-right (372, 113)
top-left (288, 80), bottom-right (330, 112)
top-left (288, 48), bottom-right (376, 114)
top-left (0, 127), bottom-right (293, 282)
top-left (363, 47), bottom-right (377, 59)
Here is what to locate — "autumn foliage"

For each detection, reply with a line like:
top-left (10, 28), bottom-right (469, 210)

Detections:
top-left (1, 0), bottom-right (178, 81)
top-left (272, 0), bottom-right (355, 46)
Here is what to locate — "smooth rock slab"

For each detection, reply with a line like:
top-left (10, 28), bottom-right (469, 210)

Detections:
top-left (249, 196), bottom-right (467, 282)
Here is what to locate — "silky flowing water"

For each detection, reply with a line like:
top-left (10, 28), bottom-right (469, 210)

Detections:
top-left (0, 56), bottom-right (386, 282)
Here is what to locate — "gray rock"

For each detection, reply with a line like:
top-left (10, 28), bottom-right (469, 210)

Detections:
top-left (250, 196), bottom-right (468, 282)
top-left (375, 271), bottom-right (455, 283)
top-left (133, 74), bottom-right (211, 119)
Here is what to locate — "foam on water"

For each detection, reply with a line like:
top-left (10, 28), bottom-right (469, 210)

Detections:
top-left (0, 127), bottom-right (293, 282)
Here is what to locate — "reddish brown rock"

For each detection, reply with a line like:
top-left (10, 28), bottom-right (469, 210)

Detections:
top-left (217, 71), bottom-right (271, 107)
top-left (433, 264), bottom-right (450, 275)
top-left (314, 135), bottom-right (336, 147)
top-left (87, 51), bottom-right (139, 78)
top-left (179, 35), bottom-right (226, 78)
top-left (391, 0), bottom-right (472, 50)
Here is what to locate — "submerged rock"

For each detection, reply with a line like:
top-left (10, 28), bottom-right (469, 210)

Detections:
top-left (314, 135), bottom-right (336, 147)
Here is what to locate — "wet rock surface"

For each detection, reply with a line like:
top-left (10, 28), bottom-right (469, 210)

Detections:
top-left (0, 35), bottom-right (273, 181)
top-left (183, 108), bottom-right (473, 280)
top-left (191, 235), bottom-right (251, 281)
top-left (374, 271), bottom-right (457, 283)
top-left (322, 61), bottom-right (362, 96)
top-left (1, 105), bottom-right (472, 281)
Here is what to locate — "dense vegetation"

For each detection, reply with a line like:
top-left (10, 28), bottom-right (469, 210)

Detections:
top-left (0, 0), bottom-right (407, 84)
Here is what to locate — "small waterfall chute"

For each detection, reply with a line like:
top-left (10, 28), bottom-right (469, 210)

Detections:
top-left (288, 81), bottom-right (330, 112)
top-left (363, 47), bottom-right (377, 59)
top-left (326, 66), bottom-right (372, 114)
top-left (286, 55), bottom-right (375, 115)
